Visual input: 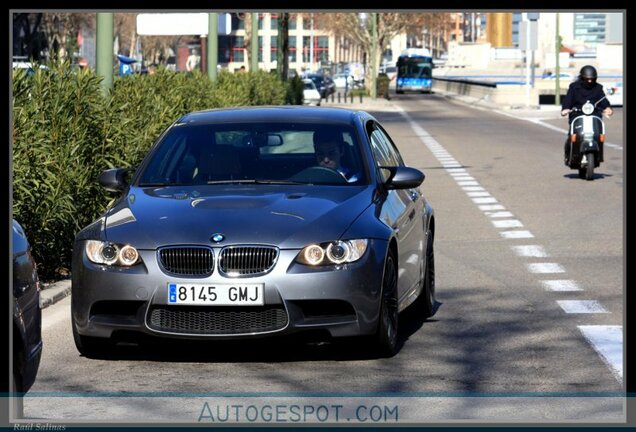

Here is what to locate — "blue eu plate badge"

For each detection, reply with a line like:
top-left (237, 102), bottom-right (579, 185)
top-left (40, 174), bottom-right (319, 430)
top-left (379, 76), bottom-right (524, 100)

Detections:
top-left (169, 283), bottom-right (177, 303)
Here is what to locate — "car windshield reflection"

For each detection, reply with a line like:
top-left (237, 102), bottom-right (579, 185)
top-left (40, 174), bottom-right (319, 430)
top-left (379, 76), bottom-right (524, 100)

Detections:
top-left (137, 123), bottom-right (366, 186)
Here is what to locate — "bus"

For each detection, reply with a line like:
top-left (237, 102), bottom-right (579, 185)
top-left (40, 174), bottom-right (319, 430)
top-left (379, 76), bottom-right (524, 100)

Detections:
top-left (396, 48), bottom-right (434, 94)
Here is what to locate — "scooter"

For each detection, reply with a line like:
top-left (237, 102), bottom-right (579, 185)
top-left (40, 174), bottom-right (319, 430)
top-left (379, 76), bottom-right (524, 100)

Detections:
top-left (565, 97), bottom-right (608, 181)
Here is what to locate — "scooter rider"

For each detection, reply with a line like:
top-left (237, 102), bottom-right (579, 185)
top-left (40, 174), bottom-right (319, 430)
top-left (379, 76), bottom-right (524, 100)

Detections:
top-left (560, 65), bottom-right (613, 164)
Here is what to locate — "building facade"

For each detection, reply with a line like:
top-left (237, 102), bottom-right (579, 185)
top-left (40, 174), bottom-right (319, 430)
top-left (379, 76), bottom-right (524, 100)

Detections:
top-left (221, 13), bottom-right (367, 75)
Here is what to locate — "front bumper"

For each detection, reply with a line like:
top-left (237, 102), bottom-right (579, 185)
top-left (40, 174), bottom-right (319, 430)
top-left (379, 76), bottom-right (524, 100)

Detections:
top-left (71, 240), bottom-right (388, 341)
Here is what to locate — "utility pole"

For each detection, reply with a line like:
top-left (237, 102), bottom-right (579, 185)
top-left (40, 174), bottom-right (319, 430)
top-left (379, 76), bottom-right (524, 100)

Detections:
top-left (555, 13), bottom-right (561, 106)
top-left (251, 12), bottom-right (258, 72)
top-left (96, 13), bottom-right (113, 93)
top-left (371, 13), bottom-right (377, 99)
top-left (208, 13), bottom-right (218, 81)
top-left (309, 13), bottom-right (314, 71)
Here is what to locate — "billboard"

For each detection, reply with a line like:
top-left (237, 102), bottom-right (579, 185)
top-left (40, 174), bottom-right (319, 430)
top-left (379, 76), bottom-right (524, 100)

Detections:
top-left (137, 13), bottom-right (231, 36)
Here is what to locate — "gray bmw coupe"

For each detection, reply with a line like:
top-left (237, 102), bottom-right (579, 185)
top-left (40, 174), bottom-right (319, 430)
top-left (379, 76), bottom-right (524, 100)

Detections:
top-left (71, 106), bottom-right (435, 358)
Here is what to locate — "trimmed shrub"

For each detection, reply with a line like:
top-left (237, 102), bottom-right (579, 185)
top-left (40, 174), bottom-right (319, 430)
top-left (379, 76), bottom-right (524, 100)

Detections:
top-left (12, 62), bottom-right (292, 281)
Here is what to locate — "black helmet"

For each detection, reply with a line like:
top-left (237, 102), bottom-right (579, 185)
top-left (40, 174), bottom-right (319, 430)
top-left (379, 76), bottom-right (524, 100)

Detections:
top-left (579, 65), bottom-right (598, 80)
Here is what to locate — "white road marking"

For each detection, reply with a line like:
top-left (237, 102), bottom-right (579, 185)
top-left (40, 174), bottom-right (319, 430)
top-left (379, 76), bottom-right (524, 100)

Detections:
top-left (527, 263), bottom-right (565, 273)
top-left (458, 181), bottom-right (480, 186)
top-left (578, 325), bottom-right (623, 382)
top-left (485, 211), bottom-right (514, 218)
top-left (479, 204), bottom-right (505, 211)
top-left (541, 280), bottom-right (582, 291)
top-left (472, 197), bottom-right (498, 204)
top-left (500, 230), bottom-right (535, 239)
top-left (511, 245), bottom-right (548, 257)
top-left (461, 186), bottom-right (485, 191)
top-left (467, 192), bottom-right (491, 197)
top-left (492, 219), bottom-right (524, 228)
top-left (557, 300), bottom-right (609, 314)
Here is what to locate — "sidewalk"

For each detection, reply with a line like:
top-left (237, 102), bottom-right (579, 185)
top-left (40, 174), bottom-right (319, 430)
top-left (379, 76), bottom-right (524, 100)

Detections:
top-left (39, 278), bottom-right (71, 309)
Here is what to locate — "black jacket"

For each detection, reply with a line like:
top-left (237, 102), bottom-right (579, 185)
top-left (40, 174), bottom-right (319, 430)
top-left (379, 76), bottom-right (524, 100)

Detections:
top-left (561, 80), bottom-right (610, 123)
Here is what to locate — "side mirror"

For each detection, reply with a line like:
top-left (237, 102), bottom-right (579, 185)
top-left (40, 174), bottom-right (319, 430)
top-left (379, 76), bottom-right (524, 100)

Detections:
top-left (380, 166), bottom-right (425, 189)
top-left (98, 168), bottom-right (132, 192)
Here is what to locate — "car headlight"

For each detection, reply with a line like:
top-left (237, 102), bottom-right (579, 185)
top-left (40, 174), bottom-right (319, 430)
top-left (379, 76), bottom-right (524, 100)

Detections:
top-left (85, 240), bottom-right (140, 266)
top-left (296, 239), bottom-right (368, 266)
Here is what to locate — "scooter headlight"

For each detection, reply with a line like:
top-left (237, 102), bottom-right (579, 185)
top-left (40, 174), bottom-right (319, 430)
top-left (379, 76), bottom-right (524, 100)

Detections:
top-left (582, 102), bottom-right (594, 115)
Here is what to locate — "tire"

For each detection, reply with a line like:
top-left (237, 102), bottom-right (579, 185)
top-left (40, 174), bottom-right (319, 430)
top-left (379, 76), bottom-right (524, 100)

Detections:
top-left (585, 152), bottom-right (595, 180)
top-left (578, 168), bottom-right (586, 179)
top-left (374, 250), bottom-right (399, 358)
top-left (417, 230), bottom-right (435, 319)
top-left (396, 90), bottom-right (404, 94)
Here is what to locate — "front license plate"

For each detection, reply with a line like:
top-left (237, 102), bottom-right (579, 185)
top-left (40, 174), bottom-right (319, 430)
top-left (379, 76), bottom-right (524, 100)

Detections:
top-left (168, 283), bottom-right (264, 306)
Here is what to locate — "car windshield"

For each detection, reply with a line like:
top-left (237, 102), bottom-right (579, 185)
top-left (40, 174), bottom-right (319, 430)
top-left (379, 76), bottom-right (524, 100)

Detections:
top-left (138, 122), bottom-right (366, 186)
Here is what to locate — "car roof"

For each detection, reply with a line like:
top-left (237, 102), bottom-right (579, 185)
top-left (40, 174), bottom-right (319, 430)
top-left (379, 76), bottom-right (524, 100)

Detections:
top-left (179, 106), bottom-right (367, 125)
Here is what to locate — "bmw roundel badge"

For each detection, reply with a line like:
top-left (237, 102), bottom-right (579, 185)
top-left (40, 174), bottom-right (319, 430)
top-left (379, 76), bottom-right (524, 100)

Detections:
top-left (211, 233), bottom-right (225, 243)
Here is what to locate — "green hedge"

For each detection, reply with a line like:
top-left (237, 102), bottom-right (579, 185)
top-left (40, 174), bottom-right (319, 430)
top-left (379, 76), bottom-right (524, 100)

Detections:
top-left (12, 61), bottom-right (295, 281)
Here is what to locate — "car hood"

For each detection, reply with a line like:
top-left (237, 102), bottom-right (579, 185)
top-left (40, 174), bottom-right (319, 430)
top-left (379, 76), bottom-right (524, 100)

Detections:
top-left (102, 185), bottom-right (373, 249)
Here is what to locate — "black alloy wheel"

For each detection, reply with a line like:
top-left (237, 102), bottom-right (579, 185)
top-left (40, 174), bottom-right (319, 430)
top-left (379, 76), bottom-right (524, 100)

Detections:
top-left (375, 250), bottom-right (399, 358)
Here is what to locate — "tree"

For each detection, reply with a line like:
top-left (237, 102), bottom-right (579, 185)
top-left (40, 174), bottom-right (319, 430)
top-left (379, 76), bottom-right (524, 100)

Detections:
top-left (13, 13), bottom-right (47, 61)
top-left (114, 13), bottom-right (137, 57)
top-left (315, 13), bottom-right (447, 89)
top-left (41, 13), bottom-right (93, 61)
top-left (276, 13), bottom-right (290, 81)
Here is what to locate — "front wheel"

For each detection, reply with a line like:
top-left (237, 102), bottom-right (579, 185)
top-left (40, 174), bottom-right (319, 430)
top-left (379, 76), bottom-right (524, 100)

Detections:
top-left (374, 250), bottom-right (399, 358)
top-left (421, 230), bottom-right (436, 318)
top-left (585, 152), bottom-right (595, 180)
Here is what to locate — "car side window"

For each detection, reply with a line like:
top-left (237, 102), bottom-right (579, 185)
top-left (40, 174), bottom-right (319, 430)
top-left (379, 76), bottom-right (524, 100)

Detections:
top-left (367, 121), bottom-right (402, 182)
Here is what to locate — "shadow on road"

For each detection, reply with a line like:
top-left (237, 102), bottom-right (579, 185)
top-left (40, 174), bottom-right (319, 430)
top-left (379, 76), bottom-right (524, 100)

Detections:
top-left (77, 308), bottom-right (439, 364)
top-left (563, 173), bottom-right (612, 180)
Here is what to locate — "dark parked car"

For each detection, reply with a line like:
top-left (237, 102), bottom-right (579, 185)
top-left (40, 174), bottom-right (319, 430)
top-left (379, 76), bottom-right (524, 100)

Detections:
top-left (71, 106), bottom-right (436, 358)
top-left (12, 219), bottom-right (43, 394)
top-left (304, 73), bottom-right (336, 99)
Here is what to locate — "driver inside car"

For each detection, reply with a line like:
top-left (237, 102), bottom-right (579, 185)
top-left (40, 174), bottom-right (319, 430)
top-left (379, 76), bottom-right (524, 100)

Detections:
top-left (313, 130), bottom-right (359, 183)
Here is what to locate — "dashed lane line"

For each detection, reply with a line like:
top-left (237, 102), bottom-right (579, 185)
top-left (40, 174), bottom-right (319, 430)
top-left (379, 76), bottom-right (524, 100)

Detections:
top-left (541, 280), bottom-right (583, 292)
top-left (395, 104), bottom-right (621, 382)
top-left (557, 300), bottom-right (609, 314)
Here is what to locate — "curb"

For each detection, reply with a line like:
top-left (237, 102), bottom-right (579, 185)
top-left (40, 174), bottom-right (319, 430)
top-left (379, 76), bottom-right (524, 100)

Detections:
top-left (39, 279), bottom-right (71, 309)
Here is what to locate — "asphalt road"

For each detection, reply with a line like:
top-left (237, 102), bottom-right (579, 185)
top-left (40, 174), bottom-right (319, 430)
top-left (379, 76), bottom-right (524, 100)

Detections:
top-left (21, 95), bottom-right (624, 425)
